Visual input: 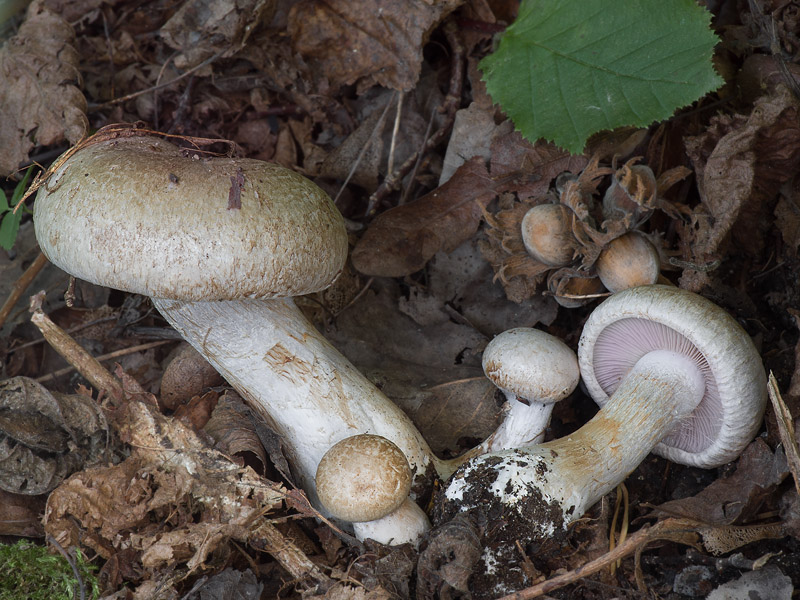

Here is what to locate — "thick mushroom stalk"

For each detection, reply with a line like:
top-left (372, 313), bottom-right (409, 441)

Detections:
top-left (435, 285), bottom-right (767, 590)
top-left (33, 134), bottom-right (439, 544)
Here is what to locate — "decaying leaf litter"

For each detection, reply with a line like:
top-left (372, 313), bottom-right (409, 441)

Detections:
top-left (2, 0), bottom-right (800, 598)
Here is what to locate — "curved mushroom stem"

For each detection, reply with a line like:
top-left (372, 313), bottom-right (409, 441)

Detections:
top-left (153, 296), bottom-right (441, 540)
top-left (440, 349), bottom-right (706, 534)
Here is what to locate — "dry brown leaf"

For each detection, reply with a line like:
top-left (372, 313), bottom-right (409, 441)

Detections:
top-left (160, 0), bottom-right (277, 68)
top-left (0, 489), bottom-right (46, 537)
top-left (0, 0), bottom-right (87, 176)
top-left (160, 342), bottom-right (224, 411)
top-left (288, 0), bottom-right (463, 92)
top-left (651, 439), bottom-right (789, 526)
top-left (0, 376), bottom-right (108, 495)
top-left (44, 400), bottom-right (285, 572)
top-left (682, 85), bottom-right (800, 290)
top-left (351, 156), bottom-right (497, 277)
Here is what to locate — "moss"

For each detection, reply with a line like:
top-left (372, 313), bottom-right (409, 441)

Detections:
top-left (0, 540), bottom-right (99, 600)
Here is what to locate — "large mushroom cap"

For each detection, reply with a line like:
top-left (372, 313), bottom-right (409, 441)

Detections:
top-left (578, 285), bottom-right (767, 468)
top-left (482, 328), bottom-right (579, 402)
top-left (34, 136), bottom-right (348, 301)
top-left (316, 434), bottom-right (413, 523)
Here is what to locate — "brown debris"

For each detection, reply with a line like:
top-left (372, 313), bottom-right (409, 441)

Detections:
top-left (0, 0), bottom-right (88, 176)
top-left (288, 0), bottom-right (463, 92)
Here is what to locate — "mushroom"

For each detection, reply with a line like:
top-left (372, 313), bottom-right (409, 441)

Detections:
top-left (436, 285), bottom-right (766, 584)
top-left (316, 434), bottom-right (430, 545)
top-left (33, 134), bottom-right (439, 543)
top-left (480, 328), bottom-right (579, 450)
top-left (594, 231), bottom-right (660, 293)
top-left (520, 203), bottom-right (577, 267)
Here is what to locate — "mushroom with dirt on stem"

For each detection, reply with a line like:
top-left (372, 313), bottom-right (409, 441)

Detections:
top-left (32, 132), bottom-right (442, 545)
top-left (435, 285), bottom-right (766, 584)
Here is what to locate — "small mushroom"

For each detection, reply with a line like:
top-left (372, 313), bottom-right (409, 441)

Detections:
top-left (437, 285), bottom-right (766, 575)
top-left (316, 434), bottom-right (429, 545)
top-left (595, 232), bottom-right (660, 293)
top-left (480, 328), bottom-right (579, 449)
top-left (33, 135), bottom-right (439, 543)
top-left (520, 203), bottom-right (577, 267)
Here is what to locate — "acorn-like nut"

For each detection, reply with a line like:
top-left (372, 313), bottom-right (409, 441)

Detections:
top-left (521, 204), bottom-right (577, 267)
top-left (552, 275), bottom-right (607, 308)
top-left (595, 232), bottom-right (659, 293)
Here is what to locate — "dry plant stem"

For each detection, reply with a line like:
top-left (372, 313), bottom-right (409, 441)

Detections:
top-left (250, 519), bottom-right (331, 586)
top-left (767, 372), bottom-right (800, 496)
top-left (496, 519), bottom-right (699, 600)
top-left (366, 19), bottom-right (463, 215)
top-left (0, 251), bottom-right (49, 330)
top-left (29, 292), bottom-right (124, 399)
top-left (35, 339), bottom-right (172, 384)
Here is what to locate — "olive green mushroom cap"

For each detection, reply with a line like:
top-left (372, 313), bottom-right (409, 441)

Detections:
top-left (34, 136), bottom-right (348, 301)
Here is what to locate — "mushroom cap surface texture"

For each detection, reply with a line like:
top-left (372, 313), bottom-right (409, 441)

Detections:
top-left (578, 285), bottom-right (767, 468)
top-left (34, 136), bottom-right (348, 301)
top-left (482, 328), bottom-right (579, 403)
top-left (316, 434), bottom-right (413, 523)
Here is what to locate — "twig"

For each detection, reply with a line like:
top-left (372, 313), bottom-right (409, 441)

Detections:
top-left (249, 519), bottom-right (332, 587)
top-left (29, 291), bottom-right (124, 400)
top-left (46, 534), bottom-right (86, 600)
top-left (365, 18), bottom-right (464, 215)
top-left (0, 250), bottom-right (48, 330)
top-left (36, 340), bottom-right (172, 384)
top-left (89, 50), bottom-right (224, 109)
top-left (496, 519), bottom-right (702, 600)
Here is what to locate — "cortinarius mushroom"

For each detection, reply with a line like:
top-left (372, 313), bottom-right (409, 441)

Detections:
top-left (316, 434), bottom-right (430, 545)
top-left (480, 328), bottom-right (579, 450)
top-left (33, 134), bottom-right (438, 543)
top-left (436, 285), bottom-right (766, 587)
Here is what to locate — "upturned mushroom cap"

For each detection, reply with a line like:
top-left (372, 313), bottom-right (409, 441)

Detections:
top-left (34, 136), bottom-right (348, 301)
top-left (316, 434), bottom-right (413, 523)
top-left (578, 285), bottom-right (767, 468)
top-left (482, 328), bottom-right (579, 403)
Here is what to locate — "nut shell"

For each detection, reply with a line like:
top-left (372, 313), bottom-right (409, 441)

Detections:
top-left (521, 204), bottom-right (576, 267)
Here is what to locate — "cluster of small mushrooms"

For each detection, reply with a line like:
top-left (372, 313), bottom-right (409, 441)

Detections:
top-left (32, 133), bottom-right (767, 564)
top-left (482, 156), bottom-right (691, 306)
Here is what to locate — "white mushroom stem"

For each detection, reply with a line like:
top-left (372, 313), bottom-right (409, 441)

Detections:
top-left (152, 296), bottom-right (439, 539)
top-left (443, 348), bottom-right (706, 532)
top-left (352, 499), bottom-right (431, 546)
top-left (484, 396), bottom-right (554, 450)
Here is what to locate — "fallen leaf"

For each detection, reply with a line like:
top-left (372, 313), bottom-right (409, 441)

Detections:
top-left (288, 0), bottom-right (463, 92)
top-left (0, 0), bottom-right (88, 176)
top-left (160, 0), bottom-right (277, 68)
top-left (351, 156), bottom-right (496, 277)
top-left (651, 439), bottom-right (789, 525)
top-left (682, 85), bottom-right (800, 290)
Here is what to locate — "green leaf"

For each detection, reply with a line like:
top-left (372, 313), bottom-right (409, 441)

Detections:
top-left (480, 0), bottom-right (724, 153)
top-left (0, 210), bottom-right (21, 251)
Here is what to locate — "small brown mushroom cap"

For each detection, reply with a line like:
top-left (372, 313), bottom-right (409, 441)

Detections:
top-left (34, 136), bottom-right (348, 301)
top-left (316, 434), bottom-right (413, 523)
